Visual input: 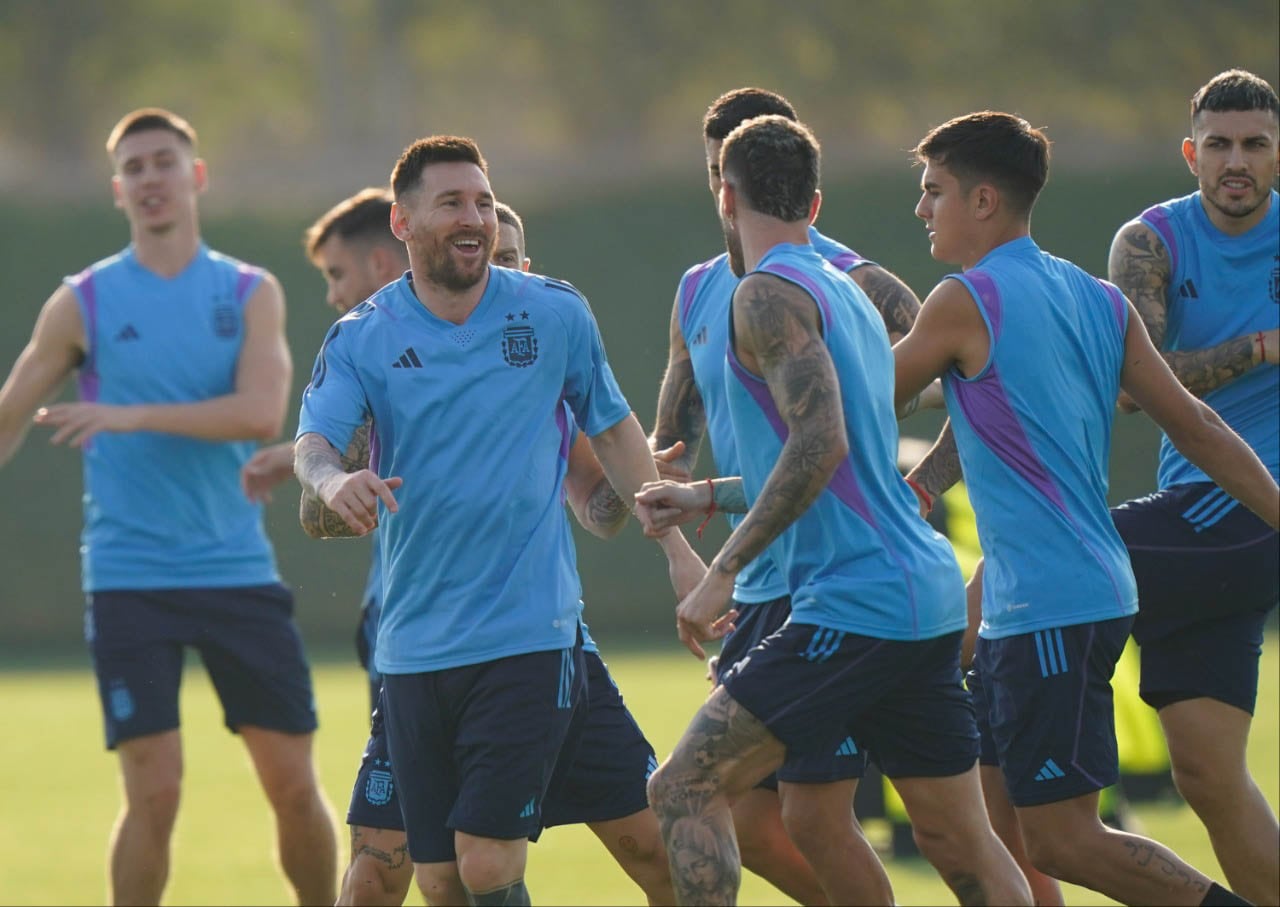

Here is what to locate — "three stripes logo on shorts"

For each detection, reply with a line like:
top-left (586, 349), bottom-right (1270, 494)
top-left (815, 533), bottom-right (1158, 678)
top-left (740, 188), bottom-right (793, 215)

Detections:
top-left (1034, 758), bottom-right (1067, 782)
top-left (1033, 629), bottom-right (1069, 677)
top-left (834, 736), bottom-right (859, 757)
top-left (645, 754), bottom-right (660, 780)
top-left (519, 796), bottom-right (537, 819)
top-left (802, 628), bottom-right (845, 663)
top-left (392, 347), bottom-right (423, 369)
top-left (1181, 486), bottom-right (1239, 533)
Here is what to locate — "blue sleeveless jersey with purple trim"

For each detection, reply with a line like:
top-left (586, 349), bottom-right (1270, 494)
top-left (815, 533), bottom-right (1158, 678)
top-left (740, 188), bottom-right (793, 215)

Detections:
top-left (941, 237), bottom-right (1138, 639)
top-left (297, 266), bottom-right (629, 673)
top-left (1139, 190), bottom-right (1278, 495)
top-left (677, 226), bottom-right (872, 604)
top-left (724, 242), bottom-right (964, 639)
top-left (63, 244), bottom-right (278, 592)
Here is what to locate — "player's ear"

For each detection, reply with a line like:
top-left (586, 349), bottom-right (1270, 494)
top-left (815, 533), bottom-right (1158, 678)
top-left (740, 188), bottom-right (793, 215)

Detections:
top-left (111, 174), bottom-right (124, 210)
top-left (972, 183), bottom-right (999, 221)
top-left (720, 182), bottom-right (736, 222)
top-left (1181, 136), bottom-right (1198, 175)
top-left (390, 202), bottom-right (410, 242)
top-left (192, 158), bottom-right (209, 193)
top-left (520, 257), bottom-right (531, 273)
top-left (808, 189), bottom-right (822, 226)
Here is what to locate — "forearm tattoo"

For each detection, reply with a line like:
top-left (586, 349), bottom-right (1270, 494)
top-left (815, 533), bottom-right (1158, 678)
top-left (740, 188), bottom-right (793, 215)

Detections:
top-left (911, 421), bottom-right (963, 499)
top-left (586, 476), bottom-right (630, 533)
top-left (711, 478), bottom-right (748, 514)
top-left (854, 264), bottom-right (922, 343)
top-left (652, 305), bottom-right (706, 471)
top-left (1163, 334), bottom-right (1259, 399)
top-left (718, 279), bottom-right (843, 575)
top-left (297, 421), bottom-right (371, 539)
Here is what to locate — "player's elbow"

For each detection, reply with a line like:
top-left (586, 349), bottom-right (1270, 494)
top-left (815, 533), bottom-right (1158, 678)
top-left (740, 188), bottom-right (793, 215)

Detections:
top-left (243, 408), bottom-right (286, 442)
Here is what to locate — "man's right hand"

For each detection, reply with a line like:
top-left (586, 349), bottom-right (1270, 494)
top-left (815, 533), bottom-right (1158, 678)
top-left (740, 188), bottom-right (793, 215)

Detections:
top-left (320, 470), bottom-right (403, 535)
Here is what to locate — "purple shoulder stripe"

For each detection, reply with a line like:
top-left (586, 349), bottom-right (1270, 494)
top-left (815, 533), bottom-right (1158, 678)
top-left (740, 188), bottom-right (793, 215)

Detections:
top-left (555, 401), bottom-right (572, 463)
top-left (1095, 279), bottom-right (1128, 337)
top-left (761, 262), bottom-right (833, 326)
top-left (950, 363), bottom-right (1068, 515)
top-left (827, 251), bottom-right (866, 272)
top-left (678, 259), bottom-right (719, 328)
top-left (960, 269), bottom-right (1004, 341)
top-left (1139, 205), bottom-right (1178, 274)
top-left (68, 268), bottom-right (100, 402)
top-left (234, 264), bottom-right (266, 306)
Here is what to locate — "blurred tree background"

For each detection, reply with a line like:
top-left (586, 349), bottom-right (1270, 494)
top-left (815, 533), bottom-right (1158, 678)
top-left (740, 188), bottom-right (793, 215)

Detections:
top-left (0, 0), bottom-right (1276, 656)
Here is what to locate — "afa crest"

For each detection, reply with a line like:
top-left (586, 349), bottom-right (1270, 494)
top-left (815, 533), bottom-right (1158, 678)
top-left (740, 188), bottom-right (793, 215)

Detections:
top-left (212, 300), bottom-right (238, 339)
top-left (365, 763), bottom-right (394, 807)
top-left (109, 680), bottom-right (135, 721)
top-left (502, 316), bottom-right (539, 368)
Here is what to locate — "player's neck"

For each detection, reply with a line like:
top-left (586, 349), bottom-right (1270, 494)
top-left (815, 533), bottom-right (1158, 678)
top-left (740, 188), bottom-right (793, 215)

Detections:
top-left (740, 216), bottom-right (809, 273)
top-left (408, 267), bottom-right (491, 326)
top-left (129, 219), bottom-right (203, 278)
top-left (959, 220), bottom-right (1030, 271)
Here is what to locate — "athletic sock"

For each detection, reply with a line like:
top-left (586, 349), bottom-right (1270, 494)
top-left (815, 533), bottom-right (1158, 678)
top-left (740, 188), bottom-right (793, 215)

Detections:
top-left (1199, 881), bottom-right (1250, 906)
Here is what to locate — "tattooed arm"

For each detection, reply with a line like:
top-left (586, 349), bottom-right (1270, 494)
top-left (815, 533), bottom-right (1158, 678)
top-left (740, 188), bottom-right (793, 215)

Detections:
top-left (1109, 220), bottom-right (1276, 412)
top-left (296, 423), bottom-right (400, 539)
top-left (650, 291), bottom-right (706, 476)
top-left (905, 421), bottom-right (963, 506)
top-left (713, 274), bottom-right (848, 577)
top-left (851, 262), bottom-right (945, 416)
top-left (563, 430), bottom-right (630, 539)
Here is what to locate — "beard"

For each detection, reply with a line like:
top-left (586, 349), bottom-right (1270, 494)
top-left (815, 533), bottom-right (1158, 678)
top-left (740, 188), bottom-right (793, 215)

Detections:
top-left (1203, 175), bottom-right (1271, 221)
top-left (417, 229), bottom-right (496, 292)
top-left (721, 218), bottom-right (745, 277)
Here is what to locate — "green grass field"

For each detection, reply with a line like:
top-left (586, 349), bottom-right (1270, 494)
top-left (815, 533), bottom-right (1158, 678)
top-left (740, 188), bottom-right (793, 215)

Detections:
top-left (1, 638), bottom-right (1276, 906)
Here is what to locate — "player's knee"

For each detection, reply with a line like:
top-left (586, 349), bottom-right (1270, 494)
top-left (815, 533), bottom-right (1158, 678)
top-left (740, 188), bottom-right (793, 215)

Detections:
top-left (262, 771), bottom-right (323, 818)
top-left (341, 855), bottom-right (413, 906)
top-left (414, 863), bottom-right (467, 906)
top-left (122, 777), bottom-right (182, 832)
top-left (646, 762), bottom-right (677, 817)
top-left (456, 845), bottom-right (521, 896)
top-left (1020, 824), bottom-right (1079, 880)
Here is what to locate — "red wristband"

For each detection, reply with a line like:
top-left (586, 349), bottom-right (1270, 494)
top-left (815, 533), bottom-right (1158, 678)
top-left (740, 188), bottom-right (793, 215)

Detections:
top-left (1257, 331), bottom-right (1266, 364)
top-left (696, 477), bottom-right (717, 539)
top-left (905, 478), bottom-right (934, 515)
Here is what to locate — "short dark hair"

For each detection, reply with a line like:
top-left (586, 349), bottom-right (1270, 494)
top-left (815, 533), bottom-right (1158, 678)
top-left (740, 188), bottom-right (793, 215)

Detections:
top-left (1191, 69), bottom-right (1279, 123)
top-left (703, 88), bottom-right (798, 140)
top-left (494, 201), bottom-right (525, 246)
top-left (106, 107), bottom-right (197, 156)
top-left (914, 111), bottom-right (1050, 218)
top-left (720, 115), bottom-right (820, 223)
top-left (391, 135), bottom-right (488, 199)
top-left (304, 187), bottom-right (396, 260)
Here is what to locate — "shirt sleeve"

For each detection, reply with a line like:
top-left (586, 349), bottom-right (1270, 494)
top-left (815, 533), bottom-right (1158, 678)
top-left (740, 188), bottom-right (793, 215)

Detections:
top-left (296, 320), bottom-right (369, 453)
top-left (561, 294), bottom-right (631, 437)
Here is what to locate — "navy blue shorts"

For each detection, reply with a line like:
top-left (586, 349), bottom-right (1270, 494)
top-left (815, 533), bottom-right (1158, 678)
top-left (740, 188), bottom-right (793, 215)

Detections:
top-left (721, 623), bottom-right (976, 780)
top-left (348, 650), bottom-right (653, 835)
top-left (1112, 482), bottom-right (1278, 643)
top-left (381, 637), bottom-right (587, 863)
top-left (971, 616), bottom-right (1132, 807)
top-left (346, 686), bottom-right (402, 831)
top-left (716, 599), bottom-right (864, 787)
top-left (85, 584), bottom-right (318, 750)
top-left (1138, 609), bottom-right (1270, 714)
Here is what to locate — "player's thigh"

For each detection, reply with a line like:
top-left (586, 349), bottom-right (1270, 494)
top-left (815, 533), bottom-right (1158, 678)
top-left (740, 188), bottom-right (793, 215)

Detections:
top-left (347, 688), bottom-right (406, 834)
top-left (85, 589), bottom-right (187, 749)
top-left (194, 583), bottom-right (319, 735)
top-left (663, 685), bottom-right (786, 797)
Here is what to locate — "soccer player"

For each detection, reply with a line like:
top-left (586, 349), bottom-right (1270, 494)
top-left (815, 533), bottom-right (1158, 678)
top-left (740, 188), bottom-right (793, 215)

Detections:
top-left (242, 187), bottom-right (408, 714)
top-left (0, 108), bottom-right (338, 905)
top-left (294, 135), bottom-right (702, 906)
top-left (893, 110), bottom-right (1276, 906)
top-left (639, 114), bottom-right (1031, 907)
top-left (1107, 69), bottom-right (1279, 905)
top-left (647, 86), bottom-right (939, 905)
top-left (298, 199), bottom-right (676, 906)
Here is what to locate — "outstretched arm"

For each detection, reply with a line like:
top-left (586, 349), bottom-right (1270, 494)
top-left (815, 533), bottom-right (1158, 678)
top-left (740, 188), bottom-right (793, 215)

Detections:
top-left (1108, 220), bottom-right (1275, 411)
top-left (649, 291), bottom-right (706, 477)
top-left (852, 263), bottom-right (945, 417)
top-left (1120, 301), bottom-right (1278, 529)
top-left (0, 284), bottom-right (85, 467)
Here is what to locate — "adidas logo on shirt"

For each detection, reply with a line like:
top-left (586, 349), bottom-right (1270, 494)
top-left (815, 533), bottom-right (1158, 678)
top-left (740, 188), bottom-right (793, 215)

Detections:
top-left (1177, 278), bottom-right (1199, 299)
top-left (1033, 758), bottom-right (1066, 782)
top-left (690, 325), bottom-right (709, 346)
top-left (115, 324), bottom-right (140, 341)
top-left (392, 347), bottom-right (423, 369)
